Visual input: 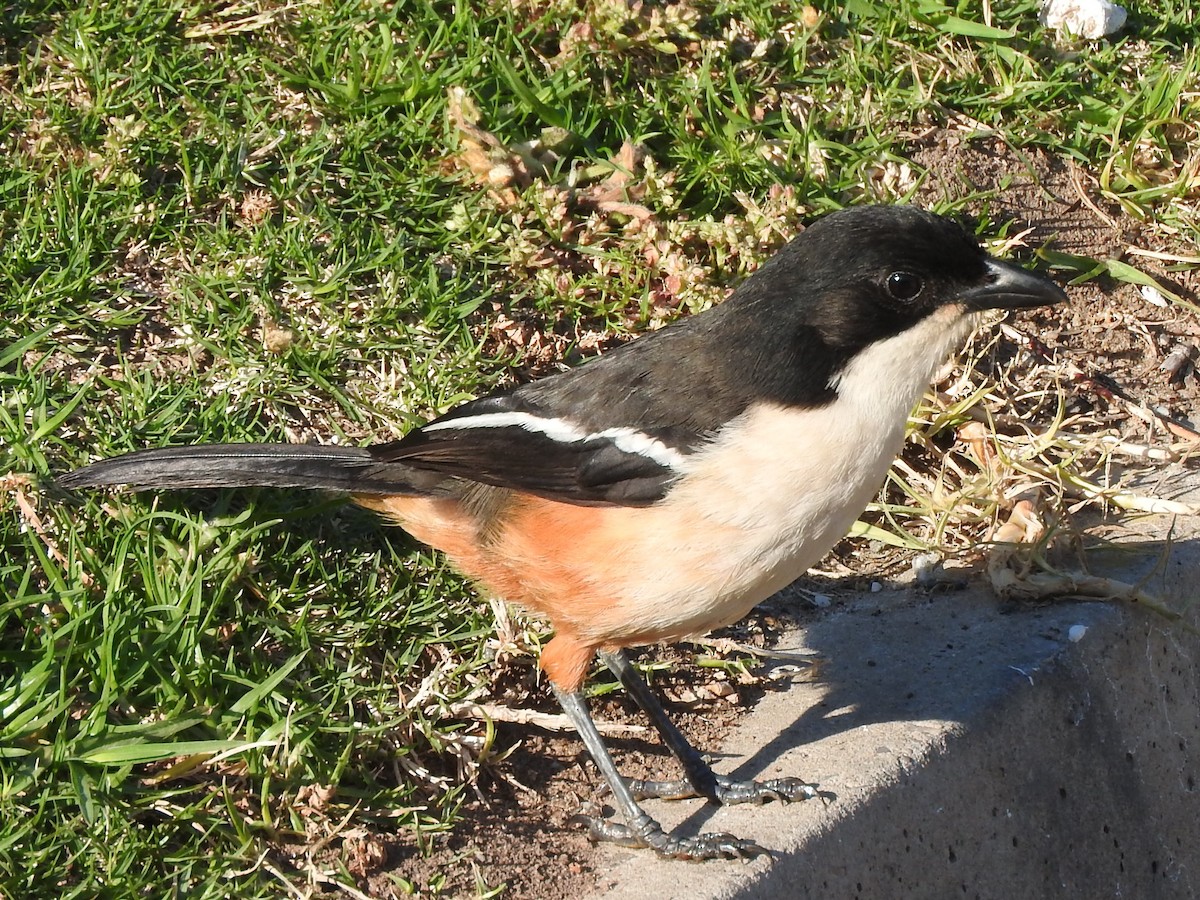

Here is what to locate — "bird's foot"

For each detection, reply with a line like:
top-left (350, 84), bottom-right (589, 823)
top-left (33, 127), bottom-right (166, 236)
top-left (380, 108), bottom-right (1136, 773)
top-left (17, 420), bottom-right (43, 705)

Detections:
top-left (626, 773), bottom-right (827, 806)
top-left (713, 774), bottom-right (827, 805)
top-left (583, 815), bottom-right (767, 860)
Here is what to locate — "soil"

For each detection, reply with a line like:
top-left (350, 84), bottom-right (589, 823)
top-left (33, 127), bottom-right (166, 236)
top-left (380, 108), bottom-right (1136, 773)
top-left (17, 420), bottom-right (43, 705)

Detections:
top-left (910, 128), bottom-right (1200, 424)
top-left (340, 133), bottom-right (1200, 898)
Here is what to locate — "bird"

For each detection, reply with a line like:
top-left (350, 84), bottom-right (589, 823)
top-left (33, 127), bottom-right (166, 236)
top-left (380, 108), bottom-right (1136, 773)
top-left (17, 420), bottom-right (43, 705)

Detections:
top-left (59, 204), bottom-right (1067, 859)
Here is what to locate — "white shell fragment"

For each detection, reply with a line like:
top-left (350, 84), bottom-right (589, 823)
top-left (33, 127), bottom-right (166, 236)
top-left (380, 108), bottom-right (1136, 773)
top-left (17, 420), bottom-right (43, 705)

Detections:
top-left (1140, 284), bottom-right (1169, 307)
top-left (1040, 0), bottom-right (1128, 39)
top-left (1068, 624), bottom-right (1089, 643)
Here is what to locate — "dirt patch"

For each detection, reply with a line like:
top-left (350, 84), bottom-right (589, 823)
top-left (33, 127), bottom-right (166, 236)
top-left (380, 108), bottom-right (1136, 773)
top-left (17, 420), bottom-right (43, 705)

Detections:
top-left (913, 129), bottom-right (1200, 426)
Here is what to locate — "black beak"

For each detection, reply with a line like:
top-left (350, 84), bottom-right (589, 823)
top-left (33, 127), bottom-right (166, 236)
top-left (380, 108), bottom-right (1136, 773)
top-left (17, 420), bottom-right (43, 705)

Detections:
top-left (964, 258), bottom-right (1068, 310)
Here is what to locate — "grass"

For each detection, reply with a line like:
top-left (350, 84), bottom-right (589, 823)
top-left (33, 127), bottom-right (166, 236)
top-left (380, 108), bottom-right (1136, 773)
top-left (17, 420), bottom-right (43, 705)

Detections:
top-left (2, 0), bottom-right (1199, 895)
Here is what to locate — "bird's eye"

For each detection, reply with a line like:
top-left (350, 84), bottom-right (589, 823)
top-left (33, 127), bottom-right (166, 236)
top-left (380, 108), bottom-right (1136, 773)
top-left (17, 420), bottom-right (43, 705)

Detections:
top-left (886, 271), bottom-right (924, 302)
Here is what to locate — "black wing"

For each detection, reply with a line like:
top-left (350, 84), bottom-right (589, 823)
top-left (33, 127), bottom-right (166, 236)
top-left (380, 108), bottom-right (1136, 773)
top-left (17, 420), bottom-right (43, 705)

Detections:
top-left (370, 393), bottom-right (688, 506)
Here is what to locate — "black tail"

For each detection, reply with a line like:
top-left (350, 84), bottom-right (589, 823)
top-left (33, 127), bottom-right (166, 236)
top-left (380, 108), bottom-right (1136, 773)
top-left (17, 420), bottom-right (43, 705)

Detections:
top-left (58, 443), bottom-right (421, 495)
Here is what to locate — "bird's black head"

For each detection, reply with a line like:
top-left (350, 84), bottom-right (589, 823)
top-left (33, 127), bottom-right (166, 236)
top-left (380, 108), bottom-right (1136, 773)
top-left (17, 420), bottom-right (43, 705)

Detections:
top-left (716, 205), bottom-right (1066, 408)
top-left (755, 205), bottom-right (1065, 350)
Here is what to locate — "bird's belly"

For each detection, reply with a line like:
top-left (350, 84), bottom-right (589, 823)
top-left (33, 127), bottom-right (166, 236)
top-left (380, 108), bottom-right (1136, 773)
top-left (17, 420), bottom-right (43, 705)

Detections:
top-left (596, 483), bottom-right (877, 643)
top-left (581, 403), bottom-right (908, 645)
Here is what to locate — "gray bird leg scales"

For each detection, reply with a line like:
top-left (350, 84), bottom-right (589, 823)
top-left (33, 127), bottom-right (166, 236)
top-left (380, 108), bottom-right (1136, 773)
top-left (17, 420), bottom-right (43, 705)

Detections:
top-left (553, 685), bottom-right (769, 860)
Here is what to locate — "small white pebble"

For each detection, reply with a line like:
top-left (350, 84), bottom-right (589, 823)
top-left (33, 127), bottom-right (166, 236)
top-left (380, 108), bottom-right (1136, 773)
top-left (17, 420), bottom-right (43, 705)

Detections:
top-left (1040, 0), bottom-right (1127, 39)
top-left (811, 593), bottom-right (832, 608)
top-left (1068, 624), bottom-right (1088, 643)
top-left (870, 581), bottom-right (883, 593)
top-left (1140, 284), bottom-right (1169, 307)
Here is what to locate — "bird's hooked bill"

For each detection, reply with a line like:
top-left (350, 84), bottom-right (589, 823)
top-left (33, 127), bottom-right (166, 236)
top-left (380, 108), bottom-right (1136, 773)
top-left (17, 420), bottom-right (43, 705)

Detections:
top-left (964, 258), bottom-right (1068, 310)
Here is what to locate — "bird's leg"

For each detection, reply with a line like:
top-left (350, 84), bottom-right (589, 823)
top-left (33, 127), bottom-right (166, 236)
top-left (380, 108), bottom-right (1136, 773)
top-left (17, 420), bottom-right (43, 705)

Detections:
top-left (599, 649), bottom-right (822, 806)
top-left (552, 685), bottom-right (766, 859)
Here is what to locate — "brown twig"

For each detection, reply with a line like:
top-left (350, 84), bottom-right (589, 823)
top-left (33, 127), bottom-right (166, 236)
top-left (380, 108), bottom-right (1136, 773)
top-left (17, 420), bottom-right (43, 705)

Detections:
top-left (446, 701), bottom-right (648, 736)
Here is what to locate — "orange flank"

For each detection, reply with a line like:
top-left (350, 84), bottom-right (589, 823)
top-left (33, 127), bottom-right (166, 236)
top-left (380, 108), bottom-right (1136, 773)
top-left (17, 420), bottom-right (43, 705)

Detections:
top-left (355, 492), bottom-right (634, 691)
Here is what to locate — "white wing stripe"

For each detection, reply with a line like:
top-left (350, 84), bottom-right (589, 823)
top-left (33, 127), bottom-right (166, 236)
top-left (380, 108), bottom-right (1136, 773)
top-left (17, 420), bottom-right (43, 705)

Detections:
top-left (422, 412), bottom-right (687, 470)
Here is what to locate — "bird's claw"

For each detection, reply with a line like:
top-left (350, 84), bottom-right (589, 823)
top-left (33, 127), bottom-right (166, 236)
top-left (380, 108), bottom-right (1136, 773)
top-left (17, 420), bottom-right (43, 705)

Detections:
top-left (712, 774), bottom-right (824, 806)
top-left (583, 817), bottom-right (767, 860)
top-left (623, 773), bottom-right (825, 806)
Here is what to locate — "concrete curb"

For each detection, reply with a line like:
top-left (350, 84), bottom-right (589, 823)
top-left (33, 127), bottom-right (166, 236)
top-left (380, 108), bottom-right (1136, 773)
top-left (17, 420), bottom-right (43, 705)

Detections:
top-left (591, 514), bottom-right (1200, 899)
